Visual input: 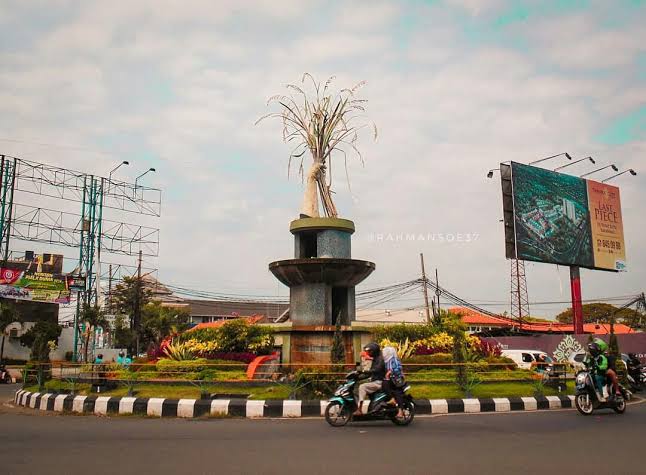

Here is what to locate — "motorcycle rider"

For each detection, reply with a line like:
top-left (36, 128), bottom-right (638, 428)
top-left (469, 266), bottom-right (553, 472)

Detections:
top-left (586, 339), bottom-right (619, 400)
top-left (353, 342), bottom-right (385, 416)
top-left (382, 346), bottom-right (405, 419)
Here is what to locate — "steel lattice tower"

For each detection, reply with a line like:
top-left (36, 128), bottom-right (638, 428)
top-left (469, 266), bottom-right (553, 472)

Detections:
top-left (510, 258), bottom-right (530, 329)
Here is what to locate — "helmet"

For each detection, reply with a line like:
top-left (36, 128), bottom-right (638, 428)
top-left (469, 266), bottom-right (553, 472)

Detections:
top-left (363, 342), bottom-right (381, 358)
top-left (588, 342), bottom-right (601, 357)
top-left (593, 338), bottom-right (608, 352)
top-left (118, 352), bottom-right (125, 357)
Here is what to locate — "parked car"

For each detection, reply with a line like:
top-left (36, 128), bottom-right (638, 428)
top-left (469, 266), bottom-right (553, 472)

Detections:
top-left (568, 351), bottom-right (587, 371)
top-left (501, 349), bottom-right (551, 370)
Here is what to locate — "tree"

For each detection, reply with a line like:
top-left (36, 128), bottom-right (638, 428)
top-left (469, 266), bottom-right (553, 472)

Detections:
top-left (79, 305), bottom-right (109, 362)
top-left (257, 74), bottom-right (377, 218)
top-left (19, 320), bottom-right (62, 362)
top-left (556, 302), bottom-right (643, 329)
top-left (112, 314), bottom-right (135, 350)
top-left (0, 299), bottom-right (21, 364)
top-left (111, 276), bottom-right (152, 318)
top-left (139, 301), bottom-right (190, 352)
top-left (110, 276), bottom-right (152, 354)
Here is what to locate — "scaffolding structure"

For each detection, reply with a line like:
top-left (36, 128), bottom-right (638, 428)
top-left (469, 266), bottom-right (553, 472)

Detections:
top-left (0, 154), bottom-right (161, 360)
top-left (510, 258), bottom-right (530, 328)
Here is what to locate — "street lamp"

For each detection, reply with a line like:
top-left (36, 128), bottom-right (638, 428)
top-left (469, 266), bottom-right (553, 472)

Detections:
top-left (601, 169), bottom-right (637, 183)
top-left (554, 156), bottom-right (595, 171)
top-left (580, 164), bottom-right (618, 178)
top-left (135, 167), bottom-right (156, 188)
top-left (487, 169), bottom-right (499, 178)
top-left (529, 152), bottom-right (572, 166)
top-left (109, 160), bottom-right (129, 181)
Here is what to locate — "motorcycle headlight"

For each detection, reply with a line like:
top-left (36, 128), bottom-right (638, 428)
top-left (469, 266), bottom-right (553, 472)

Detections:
top-left (576, 373), bottom-right (586, 385)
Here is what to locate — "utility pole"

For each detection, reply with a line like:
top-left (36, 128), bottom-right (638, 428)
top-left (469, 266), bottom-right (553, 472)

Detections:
top-left (134, 250), bottom-right (142, 356)
top-left (435, 268), bottom-right (441, 314)
top-left (108, 264), bottom-right (113, 314)
top-left (419, 253), bottom-right (431, 324)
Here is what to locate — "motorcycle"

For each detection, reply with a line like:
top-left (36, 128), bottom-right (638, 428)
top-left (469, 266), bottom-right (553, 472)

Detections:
top-left (0, 366), bottom-right (12, 384)
top-left (626, 359), bottom-right (646, 392)
top-left (324, 370), bottom-right (415, 427)
top-left (574, 369), bottom-right (627, 415)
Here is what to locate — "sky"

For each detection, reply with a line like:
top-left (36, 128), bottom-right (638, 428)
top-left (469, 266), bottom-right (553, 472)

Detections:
top-left (1, 0), bottom-right (645, 318)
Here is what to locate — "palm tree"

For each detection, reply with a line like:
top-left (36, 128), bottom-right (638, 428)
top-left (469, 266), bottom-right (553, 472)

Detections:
top-left (79, 305), bottom-right (109, 363)
top-left (0, 300), bottom-right (21, 364)
top-left (257, 74), bottom-right (377, 218)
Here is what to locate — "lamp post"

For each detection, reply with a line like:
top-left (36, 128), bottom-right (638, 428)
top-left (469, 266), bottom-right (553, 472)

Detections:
top-left (554, 156), bottom-right (595, 171)
top-left (580, 164), bottom-right (618, 178)
top-left (601, 169), bottom-right (637, 183)
top-left (109, 161), bottom-right (129, 182)
top-left (135, 168), bottom-right (156, 189)
top-left (529, 152), bottom-right (572, 166)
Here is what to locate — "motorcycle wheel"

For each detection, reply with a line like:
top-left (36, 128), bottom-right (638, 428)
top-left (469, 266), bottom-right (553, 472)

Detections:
top-left (325, 401), bottom-right (351, 427)
top-left (575, 394), bottom-right (594, 415)
top-left (391, 401), bottom-right (415, 426)
top-left (613, 398), bottom-right (626, 414)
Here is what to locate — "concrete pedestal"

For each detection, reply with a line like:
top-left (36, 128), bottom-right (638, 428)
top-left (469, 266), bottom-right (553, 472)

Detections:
top-left (269, 217), bottom-right (375, 365)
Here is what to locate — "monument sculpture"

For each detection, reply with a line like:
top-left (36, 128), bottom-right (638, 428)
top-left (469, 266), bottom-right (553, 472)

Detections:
top-left (258, 74), bottom-right (377, 364)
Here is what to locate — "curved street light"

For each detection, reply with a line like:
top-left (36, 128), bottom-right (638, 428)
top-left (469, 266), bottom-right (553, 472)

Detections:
top-left (554, 156), bottom-right (595, 171)
top-left (601, 169), bottom-right (637, 183)
top-left (109, 160), bottom-right (129, 181)
top-left (580, 164), bottom-right (618, 178)
top-left (529, 152), bottom-right (572, 165)
top-left (135, 167), bottom-right (156, 188)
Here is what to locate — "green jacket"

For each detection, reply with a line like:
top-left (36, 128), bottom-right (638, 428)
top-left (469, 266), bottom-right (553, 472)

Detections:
top-left (585, 354), bottom-right (608, 372)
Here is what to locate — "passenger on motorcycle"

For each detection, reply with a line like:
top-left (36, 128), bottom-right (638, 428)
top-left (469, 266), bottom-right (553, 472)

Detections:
top-left (586, 339), bottom-right (619, 399)
top-left (353, 342), bottom-right (386, 416)
top-left (382, 346), bottom-right (405, 419)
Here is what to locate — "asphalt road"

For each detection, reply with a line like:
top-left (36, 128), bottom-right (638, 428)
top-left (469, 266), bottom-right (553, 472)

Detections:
top-left (1, 384), bottom-right (645, 475)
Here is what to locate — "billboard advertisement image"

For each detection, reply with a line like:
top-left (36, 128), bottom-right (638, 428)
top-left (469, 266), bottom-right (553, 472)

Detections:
top-left (501, 162), bottom-right (626, 272)
top-left (0, 268), bottom-right (71, 303)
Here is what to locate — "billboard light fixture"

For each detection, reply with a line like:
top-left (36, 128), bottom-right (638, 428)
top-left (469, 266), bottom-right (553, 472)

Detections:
top-left (601, 169), bottom-right (637, 183)
top-left (529, 152), bottom-right (572, 165)
top-left (554, 156), bottom-right (595, 171)
top-left (580, 164), bottom-right (619, 178)
top-left (487, 168), bottom-right (499, 178)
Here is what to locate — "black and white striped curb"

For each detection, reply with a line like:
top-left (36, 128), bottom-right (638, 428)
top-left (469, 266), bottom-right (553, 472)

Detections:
top-left (14, 390), bottom-right (576, 418)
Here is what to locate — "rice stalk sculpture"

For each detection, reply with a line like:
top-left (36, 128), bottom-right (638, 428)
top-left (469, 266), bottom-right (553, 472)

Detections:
top-left (256, 73), bottom-right (377, 218)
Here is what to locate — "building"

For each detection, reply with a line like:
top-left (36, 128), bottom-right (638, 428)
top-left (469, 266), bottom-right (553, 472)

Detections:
top-left (356, 306), bottom-right (637, 335)
top-left (562, 198), bottom-right (577, 221)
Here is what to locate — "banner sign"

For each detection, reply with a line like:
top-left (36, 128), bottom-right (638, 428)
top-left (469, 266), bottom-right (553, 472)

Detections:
top-left (501, 162), bottom-right (626, 271)
top-left (0, 268), bottom-right (71, 304)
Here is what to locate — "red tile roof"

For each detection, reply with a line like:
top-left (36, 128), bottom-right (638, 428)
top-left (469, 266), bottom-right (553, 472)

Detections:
top-left (448, 307), bottom-right (636, 334)
top-left (187, 315), bottom-right (266, 331)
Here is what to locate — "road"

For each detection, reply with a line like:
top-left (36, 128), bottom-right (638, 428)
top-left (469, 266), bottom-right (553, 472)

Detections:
top-left (1, 384), bottom-right (645, 475)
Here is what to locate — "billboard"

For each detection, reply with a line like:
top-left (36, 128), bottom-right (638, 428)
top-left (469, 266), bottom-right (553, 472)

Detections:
top-left (501, 162), bottom-right (626, 271)
top-left (0, 268), bottom-right (71, 304)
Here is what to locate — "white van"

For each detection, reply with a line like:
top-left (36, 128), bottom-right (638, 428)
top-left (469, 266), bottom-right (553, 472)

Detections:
top-left (501, 349), bottom-right (552, 370)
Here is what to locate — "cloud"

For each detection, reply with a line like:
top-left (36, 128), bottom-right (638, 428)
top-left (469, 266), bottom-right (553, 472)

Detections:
top-left (1, 0), bottom-right (645, 316)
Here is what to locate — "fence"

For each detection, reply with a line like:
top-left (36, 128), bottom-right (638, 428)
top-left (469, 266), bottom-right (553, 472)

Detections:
top-left (20, 360), bottom-right (573, 399)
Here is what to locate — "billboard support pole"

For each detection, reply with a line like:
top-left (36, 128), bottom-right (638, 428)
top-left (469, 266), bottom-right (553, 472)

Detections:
top-left (570, 266), bottom-right (584, 334)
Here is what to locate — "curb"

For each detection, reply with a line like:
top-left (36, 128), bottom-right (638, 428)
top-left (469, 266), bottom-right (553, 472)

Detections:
top-left (14, 390), bottom-right (576, 418)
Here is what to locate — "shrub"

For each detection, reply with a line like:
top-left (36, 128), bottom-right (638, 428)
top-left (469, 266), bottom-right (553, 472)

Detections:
top-left (484, 355), bottom-right (517, 370)
top-left (201, 352), bottom-right (257, 364)
top-left (403, 353), bottom-right (453, 371)
top-left (156, 358), bottom-right (211, 374)
top-left (372, 323), bottom-right (438, 343)
top-left (177, 319), bottom-right (274, 355)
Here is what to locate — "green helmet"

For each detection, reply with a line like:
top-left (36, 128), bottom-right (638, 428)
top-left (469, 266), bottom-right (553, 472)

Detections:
top-left (593, 338), bottom-right (608, 352)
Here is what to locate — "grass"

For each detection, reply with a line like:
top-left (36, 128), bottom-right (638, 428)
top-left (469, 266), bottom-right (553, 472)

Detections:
top-left (23, 380), bottom-right (575, 401)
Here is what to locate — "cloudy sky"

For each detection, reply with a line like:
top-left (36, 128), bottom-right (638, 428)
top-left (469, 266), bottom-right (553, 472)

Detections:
top-left (1, 0), bottom-right (645, 317)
